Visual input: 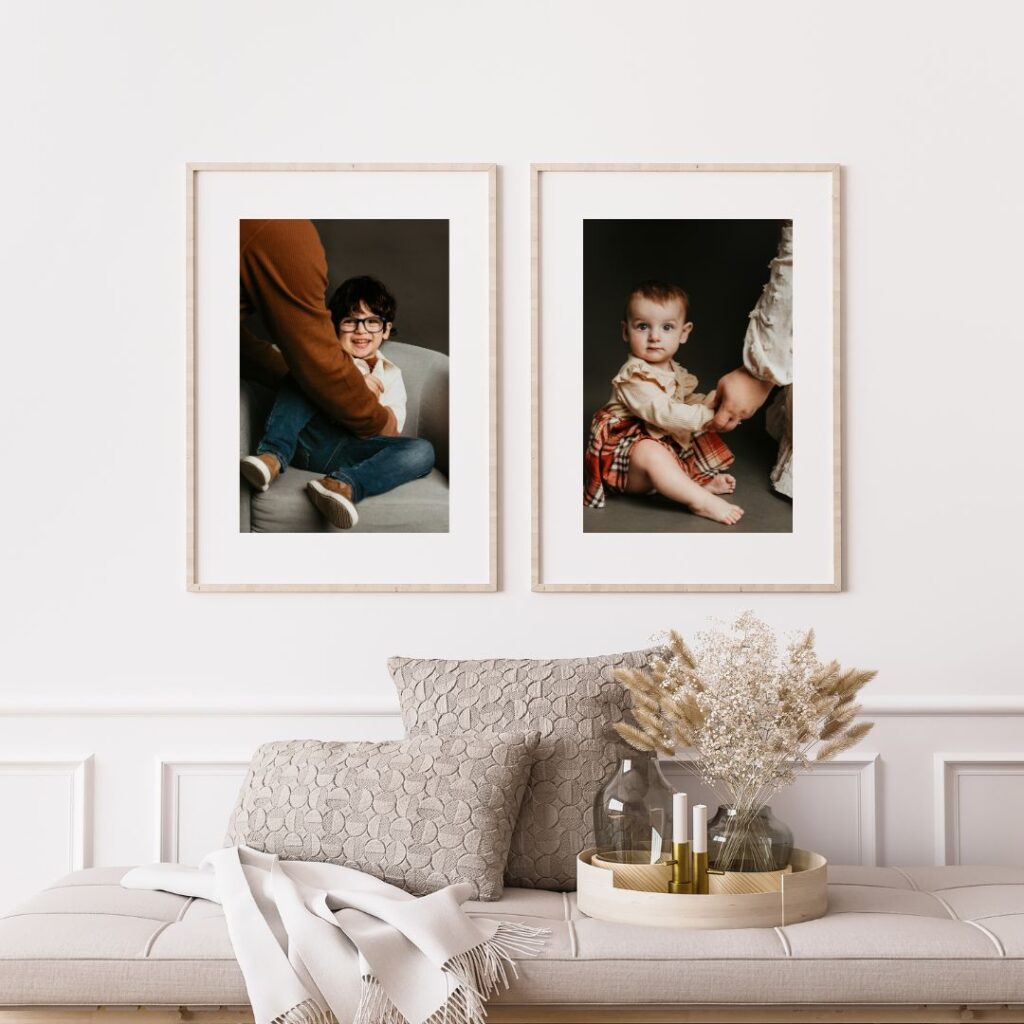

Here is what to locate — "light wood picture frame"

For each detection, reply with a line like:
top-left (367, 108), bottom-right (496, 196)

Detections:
top-left (187, 163), bottom-right (497, 592)
top-left (532, 163), bottom-right (841, 592)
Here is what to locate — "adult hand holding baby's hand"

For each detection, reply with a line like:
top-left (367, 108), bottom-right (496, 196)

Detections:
top-left (711, 368), bottom-right (773, 432)
top-left (364, 375), bottom-right (385, 397)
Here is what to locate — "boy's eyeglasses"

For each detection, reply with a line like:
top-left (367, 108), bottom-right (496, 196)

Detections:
top-left (338, 317), bottom-right (386, 334)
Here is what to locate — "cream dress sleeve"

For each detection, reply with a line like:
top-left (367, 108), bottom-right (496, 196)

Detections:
top-left (743, 221), bottom-right (793, 387)
top-left (743, 222), bottom-right (794, 497)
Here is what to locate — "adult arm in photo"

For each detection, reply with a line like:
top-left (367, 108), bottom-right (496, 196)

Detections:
top-left (240, 219), bottom-right (398, 438)
top-left (710, 369), bottom-right (775, 431)
top-left (711, 221), bottom-right (793, 432)
top-left (240, 323), bottom-right (288, 388)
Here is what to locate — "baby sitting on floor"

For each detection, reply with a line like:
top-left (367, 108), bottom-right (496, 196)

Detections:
top-left (583, 280), bottom-right (742, 525)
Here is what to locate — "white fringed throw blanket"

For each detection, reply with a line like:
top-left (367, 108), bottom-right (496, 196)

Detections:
top-left (122, 846), bottom-right (547, 1024)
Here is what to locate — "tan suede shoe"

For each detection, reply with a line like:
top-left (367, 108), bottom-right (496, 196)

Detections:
top-left (306, 476), bottom-right (359, 529)
top-left (240, 453), bottom-right (281, 493)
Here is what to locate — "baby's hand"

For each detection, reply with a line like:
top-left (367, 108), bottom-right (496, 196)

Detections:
top-left (702, 389), bottom-right (718, 409)
top-left (364, 375), bottom-right (385, 398)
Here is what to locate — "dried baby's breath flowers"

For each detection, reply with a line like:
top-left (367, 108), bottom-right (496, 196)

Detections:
top-left (613, 613), bottom-right (876, 867)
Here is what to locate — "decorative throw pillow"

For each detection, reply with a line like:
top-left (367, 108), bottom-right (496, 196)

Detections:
top-left (388, 649), bottom-right (655, 891)
top-left (224, 731), bottom-right (539, 900)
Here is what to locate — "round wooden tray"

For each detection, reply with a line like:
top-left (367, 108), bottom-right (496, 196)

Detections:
top-left (588, 854), bottom-right (794, 895)
top-left (577, 847), bottom-right (828, 930)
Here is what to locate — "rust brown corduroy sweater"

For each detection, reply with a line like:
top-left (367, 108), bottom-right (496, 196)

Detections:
top-left (240, 219), bottom-right (396, 438)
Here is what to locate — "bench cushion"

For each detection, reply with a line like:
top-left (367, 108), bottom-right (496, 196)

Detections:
top-left (1, 865), bottom-right (1023, 1007)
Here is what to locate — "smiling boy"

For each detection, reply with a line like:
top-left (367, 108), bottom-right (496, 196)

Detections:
top-left (583, 281), bottom-right (742, 525)
top-left (240, 276), bottom-right (434, 530)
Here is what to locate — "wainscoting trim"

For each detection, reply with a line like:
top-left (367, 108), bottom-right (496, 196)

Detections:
top-left (2, 695), bottom-right (1024, 717)
top-left (0, 756), bottom-right (93, 871)
top-left (808, 754), bottom-right (878, 866)
top-left (933, 753), bottom-right (1024, 866)
top-left (661, 754), bottom-right (879, 866)
top-left (0, 696), bottom-right (402, 717)
top-left (156, 759), bottom-right (250, 862)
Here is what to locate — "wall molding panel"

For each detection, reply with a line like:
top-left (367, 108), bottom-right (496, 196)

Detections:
top-left (0, 757), bottom-right (93, 872)
top-left (157, 759), bottom-right (250, 863)
top-left (934, 754), bottom-right (1024, 866)
top-left (662, 755), bottom-right (879, 866)
top-left (0, 757), bottom-right (93, 915)
top-left (793, 755), bottom-right (878, 866)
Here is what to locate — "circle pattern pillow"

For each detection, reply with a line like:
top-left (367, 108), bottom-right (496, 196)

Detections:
top-left (388, 650), bottom-right (654, 891)
top-left (224, 731), bottom-right (538, 900)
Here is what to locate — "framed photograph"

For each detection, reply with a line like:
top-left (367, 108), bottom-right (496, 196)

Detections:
top-left (187, 163), bottom-right (496, 591)
top-left (532, 163), bottom-right (840, 592)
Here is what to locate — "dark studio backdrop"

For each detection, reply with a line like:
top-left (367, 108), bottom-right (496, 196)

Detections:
top-left (241, 220), bottom-right (449, 357)
top-left (582, 219), bottom-right (792, 534)
top-left (314, 219), bottom-right (449, 354)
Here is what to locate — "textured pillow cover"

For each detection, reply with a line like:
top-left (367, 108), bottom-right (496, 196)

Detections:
top-left (224, 731), bottom-right (539, 900)
top-left (388, 649), bottom-right (655, 891)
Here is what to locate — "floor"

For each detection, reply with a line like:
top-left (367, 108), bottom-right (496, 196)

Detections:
top-left (583, 424), bottom-right (792, 534)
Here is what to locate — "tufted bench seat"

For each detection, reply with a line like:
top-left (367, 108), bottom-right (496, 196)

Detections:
top-left (1, 865), bottom-right (1024, 1022)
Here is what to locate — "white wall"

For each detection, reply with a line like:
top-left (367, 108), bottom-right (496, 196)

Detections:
top-left (0, 0), bottom-right (1022, 901)
top-left (0, 0), bottom-right (1021, 702)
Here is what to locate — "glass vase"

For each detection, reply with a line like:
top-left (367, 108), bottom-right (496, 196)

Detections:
top-left (593, 752), bottom-right (674, 865)
top-left (707, 805), bottom-right (793, 872)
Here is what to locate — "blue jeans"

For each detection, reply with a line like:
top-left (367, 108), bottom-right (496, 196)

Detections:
top-left (256, 381), bottom-right (434, 503)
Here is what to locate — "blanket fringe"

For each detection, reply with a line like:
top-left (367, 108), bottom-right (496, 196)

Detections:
top-left (353, 922), bottom-right (549, 1024)
top-left (442, 921), bottom-right (550, 1017)
top-left (270, 998), bottom-right (337, 1024)
top-left (355, 977), bottom-right (476, 1024)
top-left (353, 978), bottom-right (407, 1024)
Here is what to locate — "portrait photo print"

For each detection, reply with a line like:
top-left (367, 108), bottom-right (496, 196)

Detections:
top-left (583, 218), bottom-right (792, 535)
top-left (532, 164), bottom-right (838, 592)
top-left (240, 218), bottom-right (450, 535)
top-left (189, 163), bottom-right (494, 592)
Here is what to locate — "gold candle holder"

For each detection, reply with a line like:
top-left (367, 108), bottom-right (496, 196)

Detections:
top-left (692, 849), bottom-right (709, 895)
top-left (667, 840), bottom-right (692, 894)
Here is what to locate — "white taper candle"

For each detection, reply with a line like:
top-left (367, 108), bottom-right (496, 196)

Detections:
top-left (693, 804), bottom-right (708, 854)
top-left (672, 792), bottom-right (688, 843)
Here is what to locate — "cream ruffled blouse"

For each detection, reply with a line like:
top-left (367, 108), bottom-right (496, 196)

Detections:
top-left (604, 356), bottom-right (714, 447)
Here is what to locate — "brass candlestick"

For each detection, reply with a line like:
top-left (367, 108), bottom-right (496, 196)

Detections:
top-left (667, 840), bottom-right (692, 894)
top-left (693, 849), bottom-right (709, 894)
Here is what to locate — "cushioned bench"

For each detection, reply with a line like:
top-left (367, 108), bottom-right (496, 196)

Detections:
top-left (1, 865), bottom-right (1023, 1023)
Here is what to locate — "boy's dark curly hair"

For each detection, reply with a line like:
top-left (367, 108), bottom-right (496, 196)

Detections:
top-left (327, 275), bottom-right (397, 331)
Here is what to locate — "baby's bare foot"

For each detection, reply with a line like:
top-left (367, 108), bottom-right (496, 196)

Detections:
top-left (704, 474), bottom-right (736, 495)
top-left (690, 492), bottom-right (744, 526)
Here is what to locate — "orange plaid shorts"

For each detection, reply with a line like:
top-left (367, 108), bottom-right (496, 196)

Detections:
top-left (583, 408), bottom-right (735, 509)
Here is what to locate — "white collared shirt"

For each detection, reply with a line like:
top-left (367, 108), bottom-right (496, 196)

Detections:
top-left (352, 350), bottom-right (408, 433)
